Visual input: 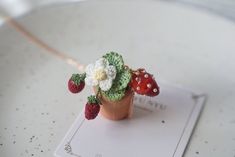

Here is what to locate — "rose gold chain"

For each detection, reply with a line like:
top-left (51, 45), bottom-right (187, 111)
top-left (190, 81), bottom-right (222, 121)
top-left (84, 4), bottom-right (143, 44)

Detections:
top-left (1, 15), bottom-right (85, 72)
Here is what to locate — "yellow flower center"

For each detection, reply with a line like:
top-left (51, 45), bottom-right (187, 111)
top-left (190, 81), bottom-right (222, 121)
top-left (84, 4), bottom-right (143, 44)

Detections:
top-left (94, 69), bottom-right (107, 81)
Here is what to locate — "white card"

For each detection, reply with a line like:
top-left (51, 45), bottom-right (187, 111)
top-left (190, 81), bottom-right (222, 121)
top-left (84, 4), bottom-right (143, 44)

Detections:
top-left (54, 82), bottom-right (206, 157)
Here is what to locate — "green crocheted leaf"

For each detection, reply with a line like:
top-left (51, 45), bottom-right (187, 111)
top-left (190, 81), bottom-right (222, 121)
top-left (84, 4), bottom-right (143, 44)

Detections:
top-left (103, 52), bottom-right (124, 73)
top-left (87, 95), bottom-right (101, 105)
top-left (102, 88), bottom-right (126, 101)
top-left (71, 73), bottom-right (86, 85)
top-left (101, 52), bottom-right (130, 101)
top-left (112, 68), bottom-right (131, 91)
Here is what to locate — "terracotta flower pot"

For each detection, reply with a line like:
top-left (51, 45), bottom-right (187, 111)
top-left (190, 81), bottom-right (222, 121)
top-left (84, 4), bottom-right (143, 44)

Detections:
top-left (99, 89), bottom-right (134, 121)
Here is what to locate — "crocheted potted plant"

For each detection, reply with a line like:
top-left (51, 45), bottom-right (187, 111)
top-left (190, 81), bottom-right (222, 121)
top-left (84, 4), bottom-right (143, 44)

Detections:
top-left (68, 52), bottom-right (160, 120)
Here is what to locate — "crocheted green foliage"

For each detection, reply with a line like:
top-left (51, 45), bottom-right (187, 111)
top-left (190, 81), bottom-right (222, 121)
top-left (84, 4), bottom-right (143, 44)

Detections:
top-left (87, 95), bottom-right (101, 105)
top-left (103, 52), bottom-right (124, 73)
top-left (102, 88), bottom-right (126, 101)
top-left (112, 68), bottom-right (131, 92)
top-left (102, 52), bottom-right (131, 101)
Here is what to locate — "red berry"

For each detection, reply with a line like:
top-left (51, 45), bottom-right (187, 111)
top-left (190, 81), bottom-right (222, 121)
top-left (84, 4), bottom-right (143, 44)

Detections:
top-left (130, 69), bottom-right (144, 91)
top-left (145, 79), bottom-right (160, 97)
top-left (130, 68), bottom-right (160, 96)
top-left (68, 73), bottom-right (86, 93)
top-left (68, 79), bottom-right (85, 93)
top-left (85, 103), bottom-right (100, 120)
top-left (85, 95), bottom-right (100, 120)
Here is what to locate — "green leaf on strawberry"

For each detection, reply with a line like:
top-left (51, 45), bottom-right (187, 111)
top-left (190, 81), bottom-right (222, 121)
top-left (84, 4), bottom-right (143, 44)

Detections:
top-left (71, 73), bottom-right (86, 85)
top-left (87, 95), bottom-right (101, 105)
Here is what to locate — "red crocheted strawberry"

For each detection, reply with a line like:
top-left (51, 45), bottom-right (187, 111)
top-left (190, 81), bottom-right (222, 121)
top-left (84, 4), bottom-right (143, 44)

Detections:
top-left (85, 95), bottom-right (101, 120)
top-left (145, 79), bottom-right (160, 97)
top-left (130, 68), bottom-right (160, 96)
top-left (68, 74), bottom-right (85, 93)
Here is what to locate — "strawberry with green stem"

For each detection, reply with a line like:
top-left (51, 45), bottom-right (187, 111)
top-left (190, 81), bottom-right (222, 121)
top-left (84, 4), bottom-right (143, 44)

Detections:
top-left (68, 73), bottom-right (86, 93)
top-left (130, 68), bottom-right (160, 96)
top-left (85, 95), bottom-right (101, 120)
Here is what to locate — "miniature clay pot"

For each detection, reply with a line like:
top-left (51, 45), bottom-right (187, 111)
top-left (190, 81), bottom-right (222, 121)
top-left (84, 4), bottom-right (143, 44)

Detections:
top-left (99, 89), bottom-right (134, 121)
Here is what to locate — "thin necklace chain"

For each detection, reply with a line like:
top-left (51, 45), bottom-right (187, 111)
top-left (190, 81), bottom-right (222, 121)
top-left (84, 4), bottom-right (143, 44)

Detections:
top-left (1, 14), bottom-right (85, 72)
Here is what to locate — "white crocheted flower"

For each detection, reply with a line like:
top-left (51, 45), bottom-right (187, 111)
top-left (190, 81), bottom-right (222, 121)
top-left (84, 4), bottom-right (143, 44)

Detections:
top-left (85, 58), bottom-right (116, 91)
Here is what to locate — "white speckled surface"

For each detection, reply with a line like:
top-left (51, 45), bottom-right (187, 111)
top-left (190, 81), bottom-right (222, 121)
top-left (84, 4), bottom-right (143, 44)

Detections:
top-left (0, 0), bottom-right (235, 157)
